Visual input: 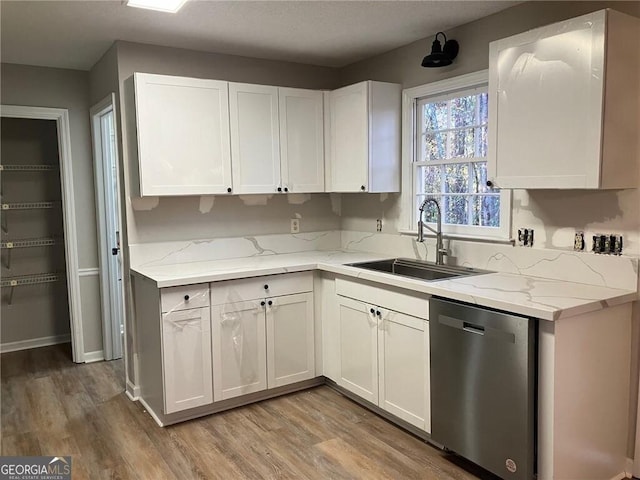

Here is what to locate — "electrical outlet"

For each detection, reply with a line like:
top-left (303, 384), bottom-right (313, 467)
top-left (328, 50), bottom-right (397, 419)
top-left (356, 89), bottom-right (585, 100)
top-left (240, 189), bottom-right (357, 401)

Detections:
top-left (376, 219), bottom-right (382, 232)
top-left (290, 218), bottom-right (300, 234)
top-left (574, 231), bottom-right (585, 251)
top-left (517, 228), bottom-right (534, 247)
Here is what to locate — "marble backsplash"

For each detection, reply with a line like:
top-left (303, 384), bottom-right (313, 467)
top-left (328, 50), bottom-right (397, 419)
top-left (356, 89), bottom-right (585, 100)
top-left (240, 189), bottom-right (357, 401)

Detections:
top-left (341, 230), bottom-right (639, 292)
top-left (128, 229), bottom-right (639, 292)
top-left (129, 230), bottom-right (341, 268)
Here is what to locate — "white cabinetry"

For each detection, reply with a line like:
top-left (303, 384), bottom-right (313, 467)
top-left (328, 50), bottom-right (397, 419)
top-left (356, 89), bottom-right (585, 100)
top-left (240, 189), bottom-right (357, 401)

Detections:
top-left (210, 272), bottom-right (315, 401)
top-left (488, 10), bottom-right (640, 189)
top-left (229, 83), bottom-right (281, 194)
top-left (229, 84), bottom-right (325, 194)
top-left (325, 81), bottom-right (401, 193)
top-left (134, 73), bottom-right (232, 196)
top-left (334, 278), bottom-right (430, 431)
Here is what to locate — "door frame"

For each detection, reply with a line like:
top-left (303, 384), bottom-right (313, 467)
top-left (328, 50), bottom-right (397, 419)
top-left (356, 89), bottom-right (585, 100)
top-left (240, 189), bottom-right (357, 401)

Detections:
top-left (90, 94), bottom-right (125, 361)
top-left (0, 105), bottom-right (84, 362)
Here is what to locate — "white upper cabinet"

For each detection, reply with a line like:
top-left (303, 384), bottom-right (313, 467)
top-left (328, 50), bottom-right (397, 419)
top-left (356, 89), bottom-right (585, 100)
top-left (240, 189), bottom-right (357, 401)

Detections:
top-left (325, 81), bottom-right (401, 193)
top-left (488, 10), bottom-right (640, 189)
top-left (229, 83), bottom-right (282, 194)
top-left (134, 73), bottom-right (232, 196)
top-left (279, 88), bottom-right (325, 193)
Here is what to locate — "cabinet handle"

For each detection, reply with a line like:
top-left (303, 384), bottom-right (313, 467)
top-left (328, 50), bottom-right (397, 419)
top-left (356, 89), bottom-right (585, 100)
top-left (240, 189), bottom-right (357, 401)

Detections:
top-left (370, 308), bottom-right (375, 314)
top-left (360, 185), bottom-right (366, 191)
top-left (277, 187), bottom-right (282, 192)
top-left (227, 187), bottom-right (232, 193)
top-left (268, 300), bottom-right (273, 306)
top-left (264, 284), bottom-right (269, 290)
top-left (486, 180), bottom-right (493, 188)
top-left (284, 187), bottom-right (288, 193)
top-left (184, 294), bottom-right (190, 301)
top-left (261, 301), bottom-right (266, 307)
top-left (376, 310), bottom-right (381, 317)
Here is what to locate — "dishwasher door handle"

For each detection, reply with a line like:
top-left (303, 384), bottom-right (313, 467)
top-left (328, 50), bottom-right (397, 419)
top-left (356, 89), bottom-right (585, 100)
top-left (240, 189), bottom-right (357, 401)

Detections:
top-left (463, 322), bottom-right (485, 335)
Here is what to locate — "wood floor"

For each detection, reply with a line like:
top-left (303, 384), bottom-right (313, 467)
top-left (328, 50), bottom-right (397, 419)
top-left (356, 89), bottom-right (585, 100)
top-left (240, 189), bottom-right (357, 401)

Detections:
top-left (1, 343), bottom-right (493, 480)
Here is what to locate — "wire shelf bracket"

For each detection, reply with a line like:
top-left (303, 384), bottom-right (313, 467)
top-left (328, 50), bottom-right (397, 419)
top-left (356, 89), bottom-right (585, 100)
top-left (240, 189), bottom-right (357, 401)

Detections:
top-left (1, 272), bottom-right (61, 305)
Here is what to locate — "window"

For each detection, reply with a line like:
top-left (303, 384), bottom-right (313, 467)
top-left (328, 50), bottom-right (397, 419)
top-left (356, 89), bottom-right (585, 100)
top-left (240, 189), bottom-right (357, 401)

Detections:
top-left (402, 71), bottom-right (510, 239)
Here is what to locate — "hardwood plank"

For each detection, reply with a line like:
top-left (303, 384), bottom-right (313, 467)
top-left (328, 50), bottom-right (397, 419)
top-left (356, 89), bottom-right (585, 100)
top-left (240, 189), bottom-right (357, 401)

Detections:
top-left (1, 432), bottom-right (42, 456)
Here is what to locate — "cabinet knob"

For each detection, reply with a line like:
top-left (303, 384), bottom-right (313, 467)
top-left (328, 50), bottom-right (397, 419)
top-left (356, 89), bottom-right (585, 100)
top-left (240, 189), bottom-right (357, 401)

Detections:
top-left (284, 187), bottom-right (288, 193)
top-left (261, 301), bottom-right (266, 307)
top-left (268, 300), bottom-right (273, 306)
top-left (486, 180), bottom-right (493, 188)
top-left (227, 187), bottom-right (232, 193)
top-left (277, 187), bottom-right (282, 192)
top-left (184, 294), bottom-right (190, 301)
top-left (370, 308), bottom-right (375, 314)
top-left (376, 310), bottom-right (381, 317)
top-left (264, 284), bottom-right (269, 290)
top-left (360, 185), bottom-right (366, 191)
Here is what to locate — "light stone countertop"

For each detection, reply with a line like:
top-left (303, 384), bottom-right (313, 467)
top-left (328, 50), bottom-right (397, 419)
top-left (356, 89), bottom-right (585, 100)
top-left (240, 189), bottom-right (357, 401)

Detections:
top-left (130, 250), bottom-right (637, 321)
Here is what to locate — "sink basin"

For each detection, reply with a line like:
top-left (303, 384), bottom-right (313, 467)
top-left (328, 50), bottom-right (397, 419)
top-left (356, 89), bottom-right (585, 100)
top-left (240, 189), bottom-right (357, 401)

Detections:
top-left (348, 258), bottom-right (488, 282)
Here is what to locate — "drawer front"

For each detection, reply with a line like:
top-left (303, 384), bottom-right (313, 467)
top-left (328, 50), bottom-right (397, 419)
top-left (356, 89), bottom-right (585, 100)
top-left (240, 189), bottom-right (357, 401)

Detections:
top-left (161, 284), bottom-right (210, 313)
top-left (336, 277), bottom-right (429, 320)
top-left (211, 271), bottom-right (313, 305)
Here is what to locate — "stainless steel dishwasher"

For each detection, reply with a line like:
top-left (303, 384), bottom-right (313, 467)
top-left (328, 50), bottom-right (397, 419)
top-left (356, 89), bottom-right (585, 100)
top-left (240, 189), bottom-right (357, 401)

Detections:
top-left (429, 297), bottom-right (536, 480)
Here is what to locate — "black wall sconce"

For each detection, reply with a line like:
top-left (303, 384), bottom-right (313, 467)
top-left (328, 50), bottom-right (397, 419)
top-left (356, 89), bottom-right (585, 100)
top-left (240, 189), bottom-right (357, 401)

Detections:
top-left (421, 32), bottom-right (459, 68)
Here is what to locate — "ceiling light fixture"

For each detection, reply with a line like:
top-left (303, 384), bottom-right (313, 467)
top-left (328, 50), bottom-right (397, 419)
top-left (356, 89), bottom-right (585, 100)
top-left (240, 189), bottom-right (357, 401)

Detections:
top-left (421, 32), bottom-right (459, 68)
top-left (126, 0), bottom-right (188, 13)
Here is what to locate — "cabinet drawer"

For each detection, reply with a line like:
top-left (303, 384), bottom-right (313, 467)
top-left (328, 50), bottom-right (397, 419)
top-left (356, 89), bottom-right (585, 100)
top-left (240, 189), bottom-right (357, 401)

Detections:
top-left (211, 271), bottom-right (313, 305)
top-left (161, 284), bottom-right (210, 313)
top-left (336, 277), bottom-right (429, 320)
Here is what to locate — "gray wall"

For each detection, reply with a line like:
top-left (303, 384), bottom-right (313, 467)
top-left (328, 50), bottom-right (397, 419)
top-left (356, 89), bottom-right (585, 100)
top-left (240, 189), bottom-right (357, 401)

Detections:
top-left (1, 63), bottom-right (103, 354)
top-left (339, 1), bottom-right (640, 256)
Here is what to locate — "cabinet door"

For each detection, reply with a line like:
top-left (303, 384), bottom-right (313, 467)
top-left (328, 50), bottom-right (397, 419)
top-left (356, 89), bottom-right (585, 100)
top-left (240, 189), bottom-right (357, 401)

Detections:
top-left (279, 88), bottom-right (324, 193)
top-left (327, 82), bottom-right (369, 192)
top-left (266, 292), bottom-right (315, 388)
top-left (211, 300), bottom-right (267, 401)
top-left (162, 307), bottom-right (213, 414)
top-left (488, 12), bottom-right (606, 189)
top-left (337, 296), bottom-right (378, 403)
top-left (134, 73), bottom-right (232, 196)
top-left (229, 83), bottom-right (281, 194)
top-left (378, 309), bottom-right (430, 432)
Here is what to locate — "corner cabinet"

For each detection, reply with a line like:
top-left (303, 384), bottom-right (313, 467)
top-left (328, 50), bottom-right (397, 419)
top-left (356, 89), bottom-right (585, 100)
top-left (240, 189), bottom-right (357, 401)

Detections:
top-left (325, 81), bottom-right (401, 193)
top-left (133, 73), bottom-right (233, 196)
top-left (210, 272), bottom-right (315, 401)
top-left (334, 278), bottom-right (430, 432)
top-left (487, 10), bottom-right (640, 189)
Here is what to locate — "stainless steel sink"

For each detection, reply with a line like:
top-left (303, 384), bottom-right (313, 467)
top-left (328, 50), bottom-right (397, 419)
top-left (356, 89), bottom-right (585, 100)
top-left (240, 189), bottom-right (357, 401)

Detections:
top-left (348, 258), bottom-right (488, 282)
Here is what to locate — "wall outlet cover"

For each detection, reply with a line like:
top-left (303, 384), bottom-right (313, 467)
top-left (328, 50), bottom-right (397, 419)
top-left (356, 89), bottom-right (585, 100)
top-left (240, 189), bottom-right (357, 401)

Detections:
top-left (290, 218), bottom-right (300, 234)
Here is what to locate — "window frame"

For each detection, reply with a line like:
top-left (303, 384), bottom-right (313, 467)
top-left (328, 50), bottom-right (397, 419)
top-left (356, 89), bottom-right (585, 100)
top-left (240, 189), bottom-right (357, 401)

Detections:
top-left (400, 70), bottom-right (511, 240)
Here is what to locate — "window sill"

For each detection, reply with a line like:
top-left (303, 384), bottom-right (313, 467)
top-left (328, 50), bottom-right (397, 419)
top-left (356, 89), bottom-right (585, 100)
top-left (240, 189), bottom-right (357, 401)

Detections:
top-left (398, 229), bottom-right (515, 245)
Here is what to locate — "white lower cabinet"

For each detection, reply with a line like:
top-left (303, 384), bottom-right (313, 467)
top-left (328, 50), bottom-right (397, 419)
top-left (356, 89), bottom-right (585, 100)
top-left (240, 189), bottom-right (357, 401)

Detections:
top-left (211, 274), bottom-right (315, 402)
top-left (211, 300), bottom-right (267, 401)
top-left (336, 293), bottom-right (430, 432)
top-left (162, 307), bottom-right (214, 414)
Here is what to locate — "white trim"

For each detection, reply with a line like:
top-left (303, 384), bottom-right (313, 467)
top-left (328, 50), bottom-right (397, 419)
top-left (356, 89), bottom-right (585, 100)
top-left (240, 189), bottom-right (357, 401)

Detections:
top-left (1, 105), bottom-right (85, 363)
top-left (126, 380), bottom-right (140, 401)
top-left (400, 71), bottom-right (512, 241)
top-left (83, 350), bottom-right (105, 363)
top-left (0, 334), bottom-right (71, 353)
top-left (138, 395), bottom-right (165, 427)
top-left (78, 267), bottom-right (100, 277)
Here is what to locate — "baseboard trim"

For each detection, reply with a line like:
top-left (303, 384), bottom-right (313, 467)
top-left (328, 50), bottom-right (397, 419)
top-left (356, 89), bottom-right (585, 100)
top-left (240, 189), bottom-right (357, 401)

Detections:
top-left (83, 350), bottom-right (104, 363)
top-left (138, 396), bottom-right (165, 427)
top-left (0, 334), bottom-right (71, 353)
top-left (126, 380), bottom-right (140, 401)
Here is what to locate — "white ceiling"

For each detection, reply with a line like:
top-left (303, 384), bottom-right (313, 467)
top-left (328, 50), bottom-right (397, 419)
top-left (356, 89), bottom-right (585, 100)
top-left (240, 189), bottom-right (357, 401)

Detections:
top-left (1, 0), bottom-right (518, 71)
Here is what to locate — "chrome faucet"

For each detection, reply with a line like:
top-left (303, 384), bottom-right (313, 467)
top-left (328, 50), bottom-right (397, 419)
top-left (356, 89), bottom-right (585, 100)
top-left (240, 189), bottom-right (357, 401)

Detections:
top-left (417, 198), bottom-right (447, 265)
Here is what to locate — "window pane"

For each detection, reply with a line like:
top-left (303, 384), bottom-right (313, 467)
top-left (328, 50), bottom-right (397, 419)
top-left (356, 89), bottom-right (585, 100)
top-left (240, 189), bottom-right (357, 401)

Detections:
top-left (476, 125), bottom-right (488, 158)
top-left (418, 165), bottom-right (442, 194)
top-left (423, 132), bottom-right (447, 161)
top-left (423, 101), bottom-right (448, 132)
top-left (472, 195), bottom-right (500, 227)
top-left (471, 162), bottom-right (498, 193)
top-left (444, 195), bottom-right (468, 225)
top-left (451, 95), bottom-right (477, 128)
top-left (450, 127), bottom-right (476, 159)
top-left (417, 197), bottom-right (441, 224)
top-left (444, 163), bottom-right (468, 193)
top-left (478, 93), bottom-right (488, 124)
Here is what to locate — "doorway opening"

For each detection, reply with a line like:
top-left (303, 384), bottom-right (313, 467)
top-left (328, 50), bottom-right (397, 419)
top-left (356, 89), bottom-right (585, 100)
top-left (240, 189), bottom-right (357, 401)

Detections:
top-left (91, 95), bottom-right (125, 361)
